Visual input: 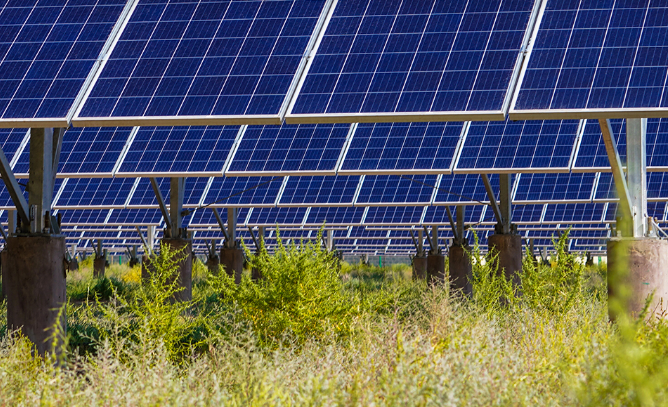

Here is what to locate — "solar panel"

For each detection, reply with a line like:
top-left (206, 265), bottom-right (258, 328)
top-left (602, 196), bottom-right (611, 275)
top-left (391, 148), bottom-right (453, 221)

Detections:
top-left (596, 172), bottom-right (668, 202)
top-left (60, 209), bottom-right (111, 225)
top-left (514, 173), bottom-right (596, 203)
top-left (543, 203), bottom-right (605, 223)
top-left (227, 123), bottom-right (351, 175)
top-left (339, 122), bottom-right (463, 173)
top-left (423, 204), bottom-right (487, 224)
top-left (572, 119), bottom-right (668, 171)
top-left (74, 0), bottom-right (330, 126)
top-left (455, 119), bottom-right (580, 172)
top-left (356, 175), bottom-right (437, 205)
top-left (203, 176), bottom-right (283, 207)
top-left (59, 127), bottom-right (133, 176)
top-left (511, 0), bottom-right (668, 119)
top-left (117, 125), bottom-right (240, 176)
top-left (279, 175), bottom-right (360, 205)
top-left (0, 0), bottom-right (128, 127)
top-left (55, 178), bottom-right (136, 207)
top-left (433, 174), bottom-right (498, 204)
top-left (305, 207), bottom-right (365, 225)
top-left (363, 206), bottom-right (425, 225)
top-left (286, 0), bottom-right (539, 123)
top-left (247, 207), bottom-right (307, 225)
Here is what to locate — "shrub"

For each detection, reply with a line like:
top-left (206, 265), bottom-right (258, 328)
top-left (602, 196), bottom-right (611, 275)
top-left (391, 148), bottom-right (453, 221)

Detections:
top-left (209, 229), bottom-right (359, 346)
top-left (521, 230), bottom-right (586, 314)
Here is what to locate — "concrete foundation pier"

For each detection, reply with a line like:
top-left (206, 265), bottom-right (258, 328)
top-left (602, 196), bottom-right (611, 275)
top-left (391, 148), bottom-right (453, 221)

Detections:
top-left (412, 256), bottom-right (427, 280)
top-left (487, 234), bottom-right (523, 286)
top-left (4, 236), bottom-right (66, 356)
top-left (449, 245), bottom-right (472, 296)
top-left (141, 254), bottom-right (153, 281)
top-left (607, 238), bottom-right (668, 320)
top-left (161, 238), bottom-right (192, 302)
top-left (206, 255), bottom-right (220, 275)
top-left (427, 254), bottom-right (446, 285)
top-left (221, 248), bottom-right (244, 284)
top-left (0, 250), bottom-right (6, 301)
top-left (93, 256), bottom-right (105, 278)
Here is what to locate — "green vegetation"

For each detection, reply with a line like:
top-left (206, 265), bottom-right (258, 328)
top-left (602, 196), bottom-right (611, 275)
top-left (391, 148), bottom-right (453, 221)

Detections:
top-left (1, 231), bottom-right (668, 405)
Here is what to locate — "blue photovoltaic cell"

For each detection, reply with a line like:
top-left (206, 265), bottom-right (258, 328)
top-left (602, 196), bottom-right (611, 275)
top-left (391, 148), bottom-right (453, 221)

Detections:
top-left (128, 178), bottom-right (207, 210)
top-left (513, 1), bottom-right (668, 112)
top-left (363, 206), bottom-right (424, 224)
top-left (0, 128), bottom-right (28, 164)
top-left (423, 204), bottom-right (486, 224)
top-left (248, 207), bottom-right (307, 225)
top-left (60, 127), bottom-right (132, 174)
top-left (356, 175), bottom-right (437, 204)
top-left (515, 173), bottom-right (595, 201)
top-left (457, 120), bottom-right (578, 170)
top-left (573, 119), bottom-right (625, 169)
top-left (107, 208), bottom-right (162, 224)
top-left (279, 176), bottom-right (359, 205)
top-left (512, 204), bottom-right (544, 222)
top-left (543, 203), bottom-right (604, 223)
top-left (0, 0), bottom-right (125, 120)
top-left (78, 0), bottom-right (326, 119)
top-left (229, 124), bottom-right (350, 173)
top-left (60, 209), bottom-right (111, 224)
top-left (188, 206), bottom-right (250, 225)
top-left (290, 0), bottom-right (534, 116)
top-left (574, 119), bottom-right (668, 169)
top-left (433, 174), bottom-right (498, 203)
top-left (597, 172), bottom-right (668, 201)
top-left (341, 122), bottom-right (462, 171)
top-left (119, 126), bottom-right (239, 174)
top-left (204, 176), bottom-right (282, 206)
top-left (306, 207), bottom-right (365, 224)
top-left (56, 178), bottom-right (136, 206)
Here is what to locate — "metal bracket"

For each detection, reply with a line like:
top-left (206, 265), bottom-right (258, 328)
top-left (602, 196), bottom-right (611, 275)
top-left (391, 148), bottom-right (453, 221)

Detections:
top-left (598, 119), bottom-right (633, 236)
top-left (150, 178), bottom-right (172, 232)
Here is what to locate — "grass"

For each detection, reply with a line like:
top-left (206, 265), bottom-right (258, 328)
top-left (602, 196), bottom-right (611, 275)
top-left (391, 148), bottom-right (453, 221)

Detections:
top-left (0, 231), bottom-right (667, 405)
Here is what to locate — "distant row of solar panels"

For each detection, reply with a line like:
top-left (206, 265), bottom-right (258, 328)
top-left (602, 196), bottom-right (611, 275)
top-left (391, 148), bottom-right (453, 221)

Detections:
top-left (2, 118), bottom-right (668, 177)
top-left (0, 0), bottom-right (666, 129)
top-left (0, 172), bottom-right (667, 211)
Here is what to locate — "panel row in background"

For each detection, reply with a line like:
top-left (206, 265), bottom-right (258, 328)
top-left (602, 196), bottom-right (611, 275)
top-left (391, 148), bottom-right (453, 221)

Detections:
top-left (0, 200), bottom-right (646, 255)
top-left (2, 118), bottom-right (667, 177)
top-left (0, 172), bottom-right (662, 212)
top-left (58, 222), bottom-right (612, 257)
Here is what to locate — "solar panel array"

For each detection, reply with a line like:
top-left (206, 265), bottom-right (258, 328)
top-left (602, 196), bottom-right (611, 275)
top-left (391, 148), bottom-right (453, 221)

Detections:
top-left (0, 0), bottom-right (666, 256)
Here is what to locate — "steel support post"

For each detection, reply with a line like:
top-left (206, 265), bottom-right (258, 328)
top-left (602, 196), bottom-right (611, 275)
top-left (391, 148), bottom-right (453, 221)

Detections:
top-left (607, 118), bottom-right (668, 320)
top-left (427, 225), bottom-right (445, 284)
top-left (221, 207), bottom-right (243, 284)
top-left (4, 128), bottom-right (66, 356)
top-left (627, 118), bottom-right (647, 238)
top-left (170, 177), bottom-right (185, 239)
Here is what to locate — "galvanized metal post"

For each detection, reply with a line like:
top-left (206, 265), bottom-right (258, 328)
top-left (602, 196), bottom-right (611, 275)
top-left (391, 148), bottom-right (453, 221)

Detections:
top-left (170, 177), bottom-right (184, 238)
top-left (431, 225), bottom-right (438, 254)
top-left (147, 225), bottom-right (155, 251)
top-left (499, 174), bottom-right (512, 234)
top-left (28, 128), bottom-right (54, 234)
top-left (457, 205), bottom-right (465, 245)
top-left (417, 229), bottom-right (423, 255)
top-left (7, 209), bottom-right (16, 236)
top-left (626, 118), bottom-right (648, 238)
top-left (226, 208), bottom-right (237, 248)
top-left (326, 229), bottom-right (334, 251)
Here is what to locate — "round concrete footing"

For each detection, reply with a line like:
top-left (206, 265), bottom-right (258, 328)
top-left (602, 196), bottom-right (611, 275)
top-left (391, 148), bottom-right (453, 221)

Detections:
top-left (221, 248), bottom-right (244, 284)
top-left (449, 245), bottom-right (472, 296)
top-left (608, 238), bottom-right (668, 320)
top-left (427, 254), bottom-right (446, 285)
top-left (487, 234), bottom-right (523, 286)
top-left (206, 256), bottom-right (220, 275)
top-left (162, 238), bottom-right (192, 302)
top-left (93, 256), bottom-right (105, 278)
top-left (412, 256), bottom-right (427, 280)
top-left (4, 235), bottom-right (66, 356)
